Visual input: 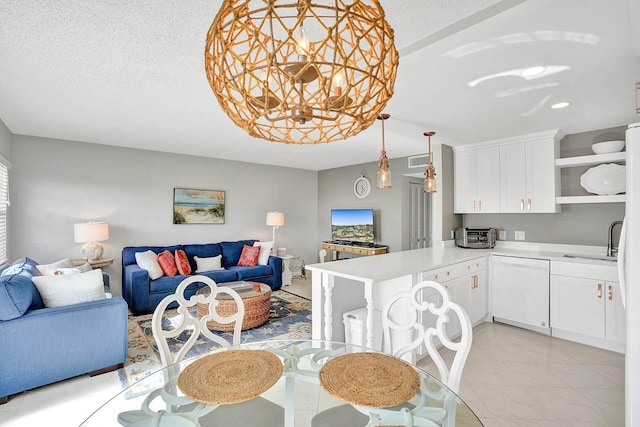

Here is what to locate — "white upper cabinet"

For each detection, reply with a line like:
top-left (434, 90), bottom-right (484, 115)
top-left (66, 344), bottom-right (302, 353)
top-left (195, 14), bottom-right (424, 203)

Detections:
top-left (454, 146), bottom-right (500, 213)
top-left (500, 137), bottom-right (559, 213)
top-left (454, 129), bottom-right (562, 214)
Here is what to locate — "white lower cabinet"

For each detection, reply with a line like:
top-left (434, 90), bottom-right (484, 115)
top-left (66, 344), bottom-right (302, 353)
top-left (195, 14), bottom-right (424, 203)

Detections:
top-left (419, 257), bottom-right (487, 338)
top-left (550, 261), bottom-right (624, 352)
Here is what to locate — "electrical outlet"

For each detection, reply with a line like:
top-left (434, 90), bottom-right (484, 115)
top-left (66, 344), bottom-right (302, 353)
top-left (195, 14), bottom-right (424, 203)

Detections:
top-left (515, 231), bottom-right (525, 241)
top-left (498, 230), bottom-right (506, 240)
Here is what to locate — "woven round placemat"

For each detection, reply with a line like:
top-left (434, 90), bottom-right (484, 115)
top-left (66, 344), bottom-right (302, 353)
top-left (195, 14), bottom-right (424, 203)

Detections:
top-left (177, 349), bottom-right (283, 405)
top-left (319, 352), bottom-right (420, 408)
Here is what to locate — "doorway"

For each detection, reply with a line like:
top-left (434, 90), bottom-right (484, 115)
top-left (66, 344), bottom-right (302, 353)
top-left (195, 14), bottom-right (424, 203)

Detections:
top-left (408, 181), bottom-right (431, 249)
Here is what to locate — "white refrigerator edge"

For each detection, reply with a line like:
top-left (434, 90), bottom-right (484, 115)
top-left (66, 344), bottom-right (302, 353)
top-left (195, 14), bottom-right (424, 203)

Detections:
top-left (623, 122), bottom-right (639, 426)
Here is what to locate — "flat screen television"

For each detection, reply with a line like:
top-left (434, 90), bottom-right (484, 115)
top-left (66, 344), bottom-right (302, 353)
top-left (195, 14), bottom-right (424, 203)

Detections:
top-left (331, 209), bottom-right (375, 243)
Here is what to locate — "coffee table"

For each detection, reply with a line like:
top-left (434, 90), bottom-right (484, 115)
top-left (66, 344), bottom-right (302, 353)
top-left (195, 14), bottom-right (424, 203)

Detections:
top-left (196, 282), bottom-right (271, 331)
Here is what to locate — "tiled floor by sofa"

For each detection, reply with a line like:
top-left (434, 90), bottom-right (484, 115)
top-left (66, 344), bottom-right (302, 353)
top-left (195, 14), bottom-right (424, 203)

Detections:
top-left (417, 322), bottom-right (625, 426)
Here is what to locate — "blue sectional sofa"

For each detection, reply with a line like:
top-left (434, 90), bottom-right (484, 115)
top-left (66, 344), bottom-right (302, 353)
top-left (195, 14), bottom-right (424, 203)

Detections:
top-left (0, 257), bottom-right (128, 403)
top-left (122, 239), bottom-right (283, 315)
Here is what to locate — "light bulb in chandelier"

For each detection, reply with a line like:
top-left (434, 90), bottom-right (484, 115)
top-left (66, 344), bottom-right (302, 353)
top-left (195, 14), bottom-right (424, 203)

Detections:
top-left (423, 131), bottom-right (437, 193)
top-left (295, 26), bottom-right (310, 60)
top-left (328, 70), bottom-right (354, 109)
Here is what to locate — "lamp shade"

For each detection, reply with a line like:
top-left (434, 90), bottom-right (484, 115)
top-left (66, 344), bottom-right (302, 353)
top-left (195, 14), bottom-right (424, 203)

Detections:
top-left (266, 212), bottom-right (285, 227)
top-left (74, 222), bottom-right (109, 243)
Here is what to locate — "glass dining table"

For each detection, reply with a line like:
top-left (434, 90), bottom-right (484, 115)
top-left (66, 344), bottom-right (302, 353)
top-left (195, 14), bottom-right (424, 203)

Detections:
top-left (80, 339), bottom-right (483, 427)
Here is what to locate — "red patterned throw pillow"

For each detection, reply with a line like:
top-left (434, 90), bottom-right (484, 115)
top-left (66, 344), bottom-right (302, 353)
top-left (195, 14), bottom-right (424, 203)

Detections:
top-left (237, 244), bottom-right (260, 267)
top-left (175, 249), bottom-right (192, 275)
top-left (157, 250), bottom-right (177, 276)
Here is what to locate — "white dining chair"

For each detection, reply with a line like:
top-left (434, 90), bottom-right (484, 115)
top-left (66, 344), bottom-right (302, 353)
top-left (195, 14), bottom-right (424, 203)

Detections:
top-left (151, 275), bottom-right (244, 366)
top-left (312, 280), bottom-right (473, 427)
top-left (381, 280), bottom-right (472, 394)
top-left (149, 275), bottom-right (284, 427)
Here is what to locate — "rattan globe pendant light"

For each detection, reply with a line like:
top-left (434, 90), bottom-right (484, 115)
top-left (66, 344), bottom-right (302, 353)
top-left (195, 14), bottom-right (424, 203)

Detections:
top-left (205, 0), bottom-right (399, 144)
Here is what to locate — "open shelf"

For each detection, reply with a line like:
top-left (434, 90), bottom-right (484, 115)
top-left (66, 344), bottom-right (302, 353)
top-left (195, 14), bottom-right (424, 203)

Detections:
top-left (556, 195), bottom-right (626, 204)
top-left (555, 152), bottom-right (626, 168)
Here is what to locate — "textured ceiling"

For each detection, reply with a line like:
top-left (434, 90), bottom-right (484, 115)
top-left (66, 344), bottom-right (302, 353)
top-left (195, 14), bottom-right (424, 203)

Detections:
top-left (1, 0), bottom-right (639, 171)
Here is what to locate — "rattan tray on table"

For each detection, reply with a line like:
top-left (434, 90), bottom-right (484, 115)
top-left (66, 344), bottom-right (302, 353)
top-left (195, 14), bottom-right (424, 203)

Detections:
top-left (196, 282), bottom-right (271, 331)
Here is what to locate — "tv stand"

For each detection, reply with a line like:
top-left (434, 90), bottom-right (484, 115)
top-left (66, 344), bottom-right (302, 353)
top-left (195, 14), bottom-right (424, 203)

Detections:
top-left (321, 241), bottom-right (387, 260)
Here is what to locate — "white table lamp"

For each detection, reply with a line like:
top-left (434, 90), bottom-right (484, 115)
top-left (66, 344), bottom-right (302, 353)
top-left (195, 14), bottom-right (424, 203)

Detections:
top-left (74, 222), bottom-right (109, 261)
top-left (266, 211), bottom-right (285, 255)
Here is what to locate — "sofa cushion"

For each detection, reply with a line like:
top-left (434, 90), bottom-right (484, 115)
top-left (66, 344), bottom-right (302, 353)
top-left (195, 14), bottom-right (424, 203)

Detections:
top-left (220, 240), bottom-right (257, 267)
top-left (0, 274), bottom-right (38, 320)
top-left (149, 269), bottom-right (238, 293)
top-left (194, 255), bottom-right (223, 272)
top-left (1, 257), bottom-right (40, 277)
top-left (199, 269), bottom-right (239, 284)
top-left (253, 241), bottom-right (273, 265)
top-left (238, 245), bottom-right (260, 267)
top-left (228, 265), bottom-right (273, 281)
top-left (122, 245), bottom-right (182, 266)
top-left (175, 249), bottom-right (192, 275)
top-left (157, 250), bottom-right (178, 277)
top-left (31, 269), bottom-right (106, 308)
top-left (36, 258), bottom-right (74, 276)
top-left (135, 250), bottom-right (164, 280)
top-left (184, 244), bottom-right (222, 272)
top-left (0, 257), bottom-right (45, 310)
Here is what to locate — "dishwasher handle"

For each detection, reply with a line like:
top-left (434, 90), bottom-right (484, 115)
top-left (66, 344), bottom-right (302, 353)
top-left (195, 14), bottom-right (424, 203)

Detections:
top-left (492, 256), bottom-right (549, 269)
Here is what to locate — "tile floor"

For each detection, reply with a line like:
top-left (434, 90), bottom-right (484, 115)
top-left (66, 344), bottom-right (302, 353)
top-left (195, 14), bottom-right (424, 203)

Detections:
top-left (0, 278), bottom-right (624, 426)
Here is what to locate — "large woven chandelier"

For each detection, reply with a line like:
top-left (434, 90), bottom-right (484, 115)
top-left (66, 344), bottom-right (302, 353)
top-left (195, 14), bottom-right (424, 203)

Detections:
top-left (205, 0), bottom-right (399, 144)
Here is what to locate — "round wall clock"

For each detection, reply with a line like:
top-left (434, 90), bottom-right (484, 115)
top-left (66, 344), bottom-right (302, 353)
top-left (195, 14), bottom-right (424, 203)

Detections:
top-left (354, 175), bottom-right (372, 198)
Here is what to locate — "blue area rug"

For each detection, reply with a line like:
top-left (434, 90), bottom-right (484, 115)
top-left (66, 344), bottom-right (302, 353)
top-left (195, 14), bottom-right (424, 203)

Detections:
top-left (118, 290), bottom-right (311, 388)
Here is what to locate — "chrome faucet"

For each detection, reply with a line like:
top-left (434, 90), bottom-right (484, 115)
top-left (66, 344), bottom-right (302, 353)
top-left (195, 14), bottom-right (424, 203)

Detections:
top-left (608, 220), bottom-right (623, 257)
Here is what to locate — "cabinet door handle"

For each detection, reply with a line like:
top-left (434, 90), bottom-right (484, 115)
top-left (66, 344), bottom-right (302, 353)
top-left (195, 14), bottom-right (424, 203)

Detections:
top-left (527, 198), bottom-right (532, 211)
top-left (608, 285), bottom-right (613, 301)
top-left (597, 283), bottom-right (602, 299)
top-left (472, 275), bottom-right (478, 289)
top-left (473, 200), bottom-right (476, 211)
top-left (520, 199), bottom-right (524, 211)
top-left (479, 200), bottom-right (482, 211)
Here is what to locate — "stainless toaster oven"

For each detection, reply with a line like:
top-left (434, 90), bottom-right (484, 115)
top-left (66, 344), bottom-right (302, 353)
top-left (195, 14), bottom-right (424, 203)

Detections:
top-left (455, 227), bottom-right (496, 249)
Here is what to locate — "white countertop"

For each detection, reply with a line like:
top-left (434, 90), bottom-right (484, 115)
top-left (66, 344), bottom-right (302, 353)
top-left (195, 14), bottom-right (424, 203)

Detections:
top-left (306, 246), bottom-right (491, 283)
top-left (306, 241), bottom-right (617, 283)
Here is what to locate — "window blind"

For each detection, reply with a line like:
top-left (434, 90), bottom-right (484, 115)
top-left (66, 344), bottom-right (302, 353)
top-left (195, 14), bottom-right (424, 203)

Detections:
top-left (0, 163), bottom-right (9, 264)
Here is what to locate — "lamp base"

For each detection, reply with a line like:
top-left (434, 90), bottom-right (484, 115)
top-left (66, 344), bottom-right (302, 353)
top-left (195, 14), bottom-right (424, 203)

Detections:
top-left (81, 242), bottom-right (104, 261)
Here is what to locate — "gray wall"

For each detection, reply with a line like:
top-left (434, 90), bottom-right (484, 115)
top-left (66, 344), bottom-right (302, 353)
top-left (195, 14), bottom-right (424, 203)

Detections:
top-left (0, 119), bottom-right (11, 161)
top-left (464, 126), bottom-right (626, 246)
top-left (9, 135), bottom-right (318, 296)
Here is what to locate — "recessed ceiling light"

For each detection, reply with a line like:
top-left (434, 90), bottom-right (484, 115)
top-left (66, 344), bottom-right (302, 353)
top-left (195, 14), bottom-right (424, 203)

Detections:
top-left (551, 102), bottom-right (571, 109)
top-left (522, 66), bottom-right (546, 77)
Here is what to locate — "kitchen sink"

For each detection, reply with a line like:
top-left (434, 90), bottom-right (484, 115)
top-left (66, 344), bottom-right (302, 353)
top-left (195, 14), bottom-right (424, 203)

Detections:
top-left (562, 254), bottom-right (618, 262)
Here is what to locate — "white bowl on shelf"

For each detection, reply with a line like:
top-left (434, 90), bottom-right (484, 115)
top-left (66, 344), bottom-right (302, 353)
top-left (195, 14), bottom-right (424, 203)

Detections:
top-left (591, 140), bottom-right (625, 154)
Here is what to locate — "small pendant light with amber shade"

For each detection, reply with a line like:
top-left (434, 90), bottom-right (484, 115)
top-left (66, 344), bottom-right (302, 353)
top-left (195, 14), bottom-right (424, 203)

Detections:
top-left (424, 131), bottom-right (437, 193)
top-left (377, 114), bottom-right (391, 189)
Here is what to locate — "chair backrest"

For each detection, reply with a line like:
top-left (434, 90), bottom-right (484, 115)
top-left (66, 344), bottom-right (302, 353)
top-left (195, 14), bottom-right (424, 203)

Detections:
top-left (381, 280), bottom-right (472, 393)
top-left (151, 275), bottom-right (245, 366)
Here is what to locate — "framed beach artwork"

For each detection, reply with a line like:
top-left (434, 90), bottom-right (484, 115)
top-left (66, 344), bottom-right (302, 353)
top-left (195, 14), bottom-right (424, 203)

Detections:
top-left (173, 188), bottom-right (225, 224)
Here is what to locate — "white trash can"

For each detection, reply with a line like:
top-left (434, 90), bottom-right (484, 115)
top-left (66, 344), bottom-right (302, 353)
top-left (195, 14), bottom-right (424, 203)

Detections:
top-left (343, 307), bottom-right (383, 351)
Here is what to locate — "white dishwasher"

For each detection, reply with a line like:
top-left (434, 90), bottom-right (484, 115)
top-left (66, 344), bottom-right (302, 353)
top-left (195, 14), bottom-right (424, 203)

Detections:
top-left (492, 255), bottom-right (550, 334)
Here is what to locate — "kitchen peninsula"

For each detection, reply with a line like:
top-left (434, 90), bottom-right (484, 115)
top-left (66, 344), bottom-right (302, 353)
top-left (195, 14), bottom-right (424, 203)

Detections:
top-left (306, 245), bottom-right (492, 349)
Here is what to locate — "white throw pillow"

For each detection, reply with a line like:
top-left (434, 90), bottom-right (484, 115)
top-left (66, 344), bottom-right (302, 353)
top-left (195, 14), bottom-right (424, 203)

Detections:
top-left (32, 268), bottom-right (106, 307)
top-left (36, 258), bottom-right (74, 276)
top-left (135, 250), bottom-right (164, 280)
top-left (253, 241), bottom-right (273, 265)
top-left (194, 255), bottom-right (223, 272)
top-left (55, 263), bottom-right (93, 275)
